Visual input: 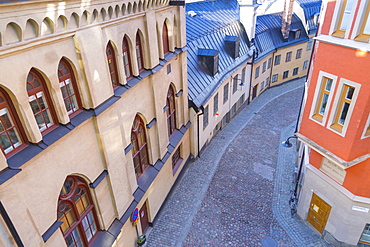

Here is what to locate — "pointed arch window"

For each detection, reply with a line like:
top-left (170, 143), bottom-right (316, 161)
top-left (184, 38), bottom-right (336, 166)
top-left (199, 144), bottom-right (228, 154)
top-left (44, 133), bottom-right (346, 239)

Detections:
top-left (166, 86), bottom-right (176, 136)
top-left (131, 115), bottom-right (149, 178)
top-left (58, 176), bottom-right (99, 247)
top-left (0, 88), bottom-right (26, 156)
top-left (122, 37), bottom-right (133, 80)
top-left (162, 22), bottom-right (169, 55)
top-left (58, 59), bottom-right (82, 116)
top-left (27, 69), bottom-right (57, 133)
top-left (106, 42), bottom-right (120, 88)
top-left (135, 33), bottom-right (144, 72)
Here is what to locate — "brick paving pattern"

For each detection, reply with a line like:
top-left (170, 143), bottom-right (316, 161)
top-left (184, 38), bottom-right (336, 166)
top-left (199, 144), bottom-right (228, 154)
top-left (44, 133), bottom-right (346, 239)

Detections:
top-left (146, 78), bottom-right (333, 247)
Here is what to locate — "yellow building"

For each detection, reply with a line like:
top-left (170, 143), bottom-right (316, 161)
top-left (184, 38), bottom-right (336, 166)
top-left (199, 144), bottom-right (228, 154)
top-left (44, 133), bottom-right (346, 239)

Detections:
top-left (251, 12), bottom-right (312, 99)
top-left (0, 0), bottom-right (189, 246)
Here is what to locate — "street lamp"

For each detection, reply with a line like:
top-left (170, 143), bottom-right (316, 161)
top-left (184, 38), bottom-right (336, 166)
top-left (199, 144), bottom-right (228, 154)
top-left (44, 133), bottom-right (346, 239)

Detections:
top-left (281, 136), bottom-right (298, 148)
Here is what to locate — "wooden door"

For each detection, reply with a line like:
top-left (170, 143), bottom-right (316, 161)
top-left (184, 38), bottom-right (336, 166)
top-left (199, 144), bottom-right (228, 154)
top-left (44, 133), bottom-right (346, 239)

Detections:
top-left (139, 202), bottom-right (149, 233)
top-left (252, 85), bottom-right (257, 100)
top-left (307, 193), bottom-right (331, 233)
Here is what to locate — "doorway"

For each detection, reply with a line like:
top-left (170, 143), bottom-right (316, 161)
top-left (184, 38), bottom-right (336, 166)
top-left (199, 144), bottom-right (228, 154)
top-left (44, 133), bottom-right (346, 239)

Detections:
top-left (252, 85), bottom-right (257, 100)
top-left (140, 201), bottom-right (149, 233)
top-left (307, 193), bottom-right (331, 233)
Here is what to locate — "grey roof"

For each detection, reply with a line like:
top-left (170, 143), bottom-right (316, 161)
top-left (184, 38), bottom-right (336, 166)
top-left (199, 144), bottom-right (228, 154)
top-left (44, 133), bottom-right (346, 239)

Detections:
top-left (186, 0), bottom-right (252, 108)
top-left (254, 12), bottom-right (309, 62)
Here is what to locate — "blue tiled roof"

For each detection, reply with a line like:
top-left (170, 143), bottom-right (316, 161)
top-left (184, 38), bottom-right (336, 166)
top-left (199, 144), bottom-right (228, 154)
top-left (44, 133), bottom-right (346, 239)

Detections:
top-left (254, 12), bottom-right (309, 62)
top-left (186, 0), bottom-right (252, 108)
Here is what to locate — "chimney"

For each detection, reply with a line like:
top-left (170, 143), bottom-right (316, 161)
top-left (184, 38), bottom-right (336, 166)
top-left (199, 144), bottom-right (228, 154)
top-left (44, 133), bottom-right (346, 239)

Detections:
top-left (281, 0), bottom-right (295, 41)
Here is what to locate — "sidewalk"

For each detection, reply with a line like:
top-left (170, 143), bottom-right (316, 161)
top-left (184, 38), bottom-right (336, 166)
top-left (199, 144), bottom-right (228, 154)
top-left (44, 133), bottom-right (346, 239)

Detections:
top-left (146, 78), bottom-right (332, 247)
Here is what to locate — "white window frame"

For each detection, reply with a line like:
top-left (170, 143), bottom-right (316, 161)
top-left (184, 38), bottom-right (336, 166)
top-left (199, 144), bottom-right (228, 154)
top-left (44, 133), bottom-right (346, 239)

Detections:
top-left (309, 71), bottom-right (338, 126)
top-left (327, 78), bottom-right (360, 136)
top-left (329, 0), bottom-right (357, 39)
top-left (351, 0), bottom-right (370, 41)
top-left (361, 114), bottom-right (370, 139)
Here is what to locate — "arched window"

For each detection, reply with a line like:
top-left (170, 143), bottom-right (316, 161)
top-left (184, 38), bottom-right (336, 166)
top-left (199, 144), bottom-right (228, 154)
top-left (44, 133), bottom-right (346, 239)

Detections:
top-left (122, 37), bottom-right (133, 80)
top-left (166, 86), bottom-right (176, 136)
top-left (58, 176), bottom-right (99, 246)
top-left (162, 22), bottom-right (169, 55)
top-left (135, 33), bottom-right (144, 72)
top-left (131, 115), bottom-right (149, 178)
top-left (27, 69), bottom-right (57, 133)
top-left (58, 59), bottom-right (82, 116)
top-left (0, 88), bottom-right (25, 156)
top-left (106, 42), bottom-right (120, 88)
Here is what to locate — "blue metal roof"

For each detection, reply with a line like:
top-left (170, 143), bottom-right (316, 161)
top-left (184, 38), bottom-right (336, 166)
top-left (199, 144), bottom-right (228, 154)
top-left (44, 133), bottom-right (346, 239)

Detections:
top-left (254, 12), bottom-right (309, 62)
top-left (186, 0), bottom-right (252, 108)
top-left (296, 0), bottom-right (322, 31)
top-left (186, 0), bottom-right (240, 43)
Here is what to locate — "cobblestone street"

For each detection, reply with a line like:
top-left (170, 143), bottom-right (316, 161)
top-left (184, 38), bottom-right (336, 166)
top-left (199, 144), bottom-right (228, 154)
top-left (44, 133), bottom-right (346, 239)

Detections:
top-left (146, 78), bottom-right (333, 247)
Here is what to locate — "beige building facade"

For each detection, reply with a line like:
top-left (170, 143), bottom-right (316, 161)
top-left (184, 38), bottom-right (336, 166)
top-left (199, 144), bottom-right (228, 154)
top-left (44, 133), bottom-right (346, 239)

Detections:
top-left (0, 0), bottom-right (190, 246)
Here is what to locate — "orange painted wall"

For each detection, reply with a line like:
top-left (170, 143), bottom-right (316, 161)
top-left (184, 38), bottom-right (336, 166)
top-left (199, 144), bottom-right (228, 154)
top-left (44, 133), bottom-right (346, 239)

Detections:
top-left (309, 149), bottom-right (370, 197)
top-left (343, 160), bottom-right (370, 197)
top-left (320, 0), bottom-right (336, 35)
top-left (300, 42), bottom-right (370, 161)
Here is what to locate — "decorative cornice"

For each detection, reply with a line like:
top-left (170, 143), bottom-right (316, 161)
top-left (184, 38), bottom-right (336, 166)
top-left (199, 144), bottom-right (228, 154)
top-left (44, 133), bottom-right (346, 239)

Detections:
top-left (296, 132), bottom-right (370, 169)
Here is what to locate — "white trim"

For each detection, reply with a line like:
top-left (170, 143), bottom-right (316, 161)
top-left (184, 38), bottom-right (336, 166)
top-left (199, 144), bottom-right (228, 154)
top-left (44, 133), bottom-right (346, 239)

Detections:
top-left (361, 113), bottom-right (370, 139)
top-left (327, 78), bottom-right (361, 137)
top-left (329, 0), bottom-right (344, 35)
top-left (315, 34), bottom-right (370, 51)
top-left (309, 71), bottom-right (338, 126)
top-left (350, 0), bottom-right (369, 40)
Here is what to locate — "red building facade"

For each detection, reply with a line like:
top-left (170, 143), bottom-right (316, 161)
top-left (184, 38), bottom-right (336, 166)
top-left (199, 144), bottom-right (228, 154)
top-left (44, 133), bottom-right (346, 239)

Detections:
top-left (296, 0), bottom-right (370, 245)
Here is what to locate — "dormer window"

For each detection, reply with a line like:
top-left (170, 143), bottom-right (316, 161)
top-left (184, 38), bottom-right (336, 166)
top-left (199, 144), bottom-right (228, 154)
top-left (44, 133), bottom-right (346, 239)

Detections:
top-left (292, 29), bottom-right (301, 39)
top-left (198, 49), bottom-right (219, 76)
top-left (224, 35), bottom-right (240, 59)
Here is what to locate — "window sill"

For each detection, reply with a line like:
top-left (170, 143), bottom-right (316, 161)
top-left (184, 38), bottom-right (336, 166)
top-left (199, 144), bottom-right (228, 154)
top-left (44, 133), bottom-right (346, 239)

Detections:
top-left (311, 113), bottom-right (323, 123)
top-left (354, 34), bottom-right (370, 43)
top-left (330, 123), bottom-right (343, 133)
top-left (332, 30), bottom-right (345, 39)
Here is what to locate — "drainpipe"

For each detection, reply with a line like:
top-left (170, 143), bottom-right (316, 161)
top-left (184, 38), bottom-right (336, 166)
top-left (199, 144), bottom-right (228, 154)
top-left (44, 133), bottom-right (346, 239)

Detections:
top-left (196, 106), bottom-right (204, 158)
top-left (247, 49), bottom-right (256, 104)
top-left (268, 49), bottom-right (277, 88)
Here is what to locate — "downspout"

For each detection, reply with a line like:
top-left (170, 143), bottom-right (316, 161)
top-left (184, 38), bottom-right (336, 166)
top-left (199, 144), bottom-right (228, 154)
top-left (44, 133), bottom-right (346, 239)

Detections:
top-left (196, 106), bottom-right (204, 158)
top-left (268, 49), bottom-right (277, 88)
top-left (247, 49), bottom-right (256, 104)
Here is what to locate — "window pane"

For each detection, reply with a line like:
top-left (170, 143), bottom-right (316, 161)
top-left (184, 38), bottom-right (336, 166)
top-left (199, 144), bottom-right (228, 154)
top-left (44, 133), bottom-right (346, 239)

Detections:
top-left (340, 0), bottom-right (354, 31)
top-left (319, 94), bottom-right (329, 114)
top-left (72, 228), bottom-right (83, 247)
top-left (325, 79), bottom-right (333, 91)
top-left (339, 102), bottom-right (350, 125)
top-left (364, 14), bottom-right (370, 34)
top-left (42, 111), bottom-right (53, 127)
top-left (29, 98), bottom-right (39, 114)
top-left (346, 87), bottom-right (354, 99)
top-left (38, 97), bottom-right (46, 110)
top-left (60, 83), bottom-right (69, 99)
top-left (0, 132), bottom-right (11, 151)
top-left (8, 129), bottom-right (21, 149)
